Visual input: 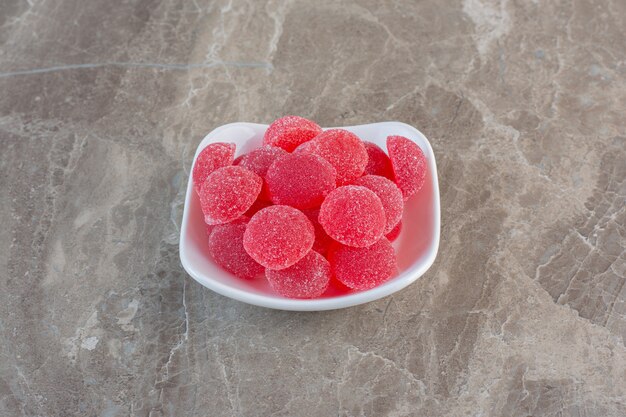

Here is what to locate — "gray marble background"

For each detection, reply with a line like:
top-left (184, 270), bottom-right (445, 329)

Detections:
top-left (1, 0), bottom-right (625, 416)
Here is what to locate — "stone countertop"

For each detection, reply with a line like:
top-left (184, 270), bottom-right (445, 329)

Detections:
top-left (1, 0), bottom-right (625, 416)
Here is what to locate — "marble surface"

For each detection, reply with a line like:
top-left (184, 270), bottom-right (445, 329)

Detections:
top-left (1, 0), bottom-right (625, 415)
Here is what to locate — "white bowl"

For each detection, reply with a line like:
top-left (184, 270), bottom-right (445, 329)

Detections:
top-left (179, 122), bottom-right (440, 311)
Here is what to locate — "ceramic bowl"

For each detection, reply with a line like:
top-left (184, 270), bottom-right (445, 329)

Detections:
top-left (179, 121), bottom-right (440, 311)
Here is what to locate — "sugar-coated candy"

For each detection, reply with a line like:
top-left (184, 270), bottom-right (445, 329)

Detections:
top-left (363, 142), bottom-right (394, 179)
top-left (293, 139), bottom-right (316, 154)
top-left (302, 208), bottom-right (333, 255)
top-left (200, 166), bottom-right (262, 225)
top-left (192, 142), bottom-right (236, 193)
top-left (302, 129), bottom-right (367, 185)
top-left (328, 238), bottom-right (397, 290)
top-left (353, 175), bottom-right (403, 234)
top-left (319, 185), bottom-right (386, 247)
top-left (385, 221), bottom-right (402, 242)
top-left (208, 218), bottom-right (264, 280)
top-left (234, 146), bottom-right (288, 200)
top-left (244, 198), bottom-right (272, 217)
top-left (387, 136), bottom-right (427, 200)
top-left (266, 153), bottom-right (336, 209)
top-left (265, 250), bottom-right (331, 298)
top-left (243, 205), bottom-right (315, 270)
top-left (263, 115), bottom-right (322, 152)
top-left (194, 117), bottom-right (428, 298)
top-left (234, 146), bottom-right (287, 175)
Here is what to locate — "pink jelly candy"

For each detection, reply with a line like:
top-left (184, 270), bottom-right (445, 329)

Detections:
top-left (263, 116), bottom-right (322, 152)
top-left (353, 175), bottom-right (403, 234)
top-left (243, 205), bottom-right (314, 270)
top-left (208, 218), bottom-right (264, 280)
top-left (266, 153), bottom-right (336, 209)
top-left (302, 208), bottom-right (333, 255)
top-left (192, 142), bottom-right (236, 193)
top-left (319, 185), bottom-right (386, 247)
top-left (234, 146), bottom-right (288, 200)
top-left (265, 250), bottom-right (331, 298)
top-left (328, 238), bottom-right (397, 290)
top-left (199, 166), bottom-right (262, 225)
top-left (302, 129), bottom-right (368, 185)
top-left (385, 220), bottom-right (402, 242)
top-left (387, 136), bottom-right (427, 200)
top-left (363, 141), bottom-right (394, 180)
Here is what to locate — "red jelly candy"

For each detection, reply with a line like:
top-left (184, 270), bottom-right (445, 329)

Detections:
top-left (266, 153), bottom-right (336, 209)
top-left (385, 221), bottom-right (402, 242)
top-left (266, 250), bottom-right (331, 298)
top-left (293, 139), bottom-right (316, 154)
top-left (319, 185), bottom-right (386, 247)
top-left (192, 142), bottom-right (236, 193)
top-left (234, 146), bottom-right (287, 200)
top-left (328, 238), bottom-right (397, 290)
top-left (363, 141), bottom-right (394, 179)
top-left (353, 175), bottom-right (403, 234)
top-left (303, 129), bottom-right (367, 185)
top-left (243, 205), bottom-right (314, 270)
top-left (302, 208), bottom-right (333, 255)
top-left (263, 116), bottom-right (322, 152)
top-left (208, 219), bottom-right (264, 280)
top-left (244, 198), bottom-right (272, 217)
top-left (387, 136), bottom-right (427, 200)
top-left (199, 166), bottom-right (262, 225)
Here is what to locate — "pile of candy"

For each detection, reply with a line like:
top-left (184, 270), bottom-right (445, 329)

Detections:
top-left (193, 116), bottom-right (427, 299)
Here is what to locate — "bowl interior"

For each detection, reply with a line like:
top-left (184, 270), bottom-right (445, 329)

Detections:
top-left (180, 122), bottom-right (440, 310)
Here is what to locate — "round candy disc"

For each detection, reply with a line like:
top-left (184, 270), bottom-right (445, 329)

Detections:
top-left (208, 218), bottom-right (264, 280)
top-left (353, 175), bottom-right (403, 234)
top-left (234, 146), bottom-right (287, 200)
top-left (243, 205), bottom-right (314, 270)
top-left (387, 135), bottom-right (427, 200)
top-left (328, 238), bottom-right (397, 290)
top-left (266, 153), bottom-right (336, 209)
top-left (192, 142), bottom-right (236, 193)
top-left (363, 141), bottom-right (394, 179)
top-left (319, 185), bottom-right (386, 247)
top-left (263, 116), bottom-right (322, 152)
top-left (266, 250), bottom-right (331, 298)
top-left (302, 129), bottom-right (367, 185)
top-left (199, 166), bottom-right (262, 225)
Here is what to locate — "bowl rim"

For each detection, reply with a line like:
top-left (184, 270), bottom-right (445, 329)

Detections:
top-left (179, 121), bottom-right (440, 311)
